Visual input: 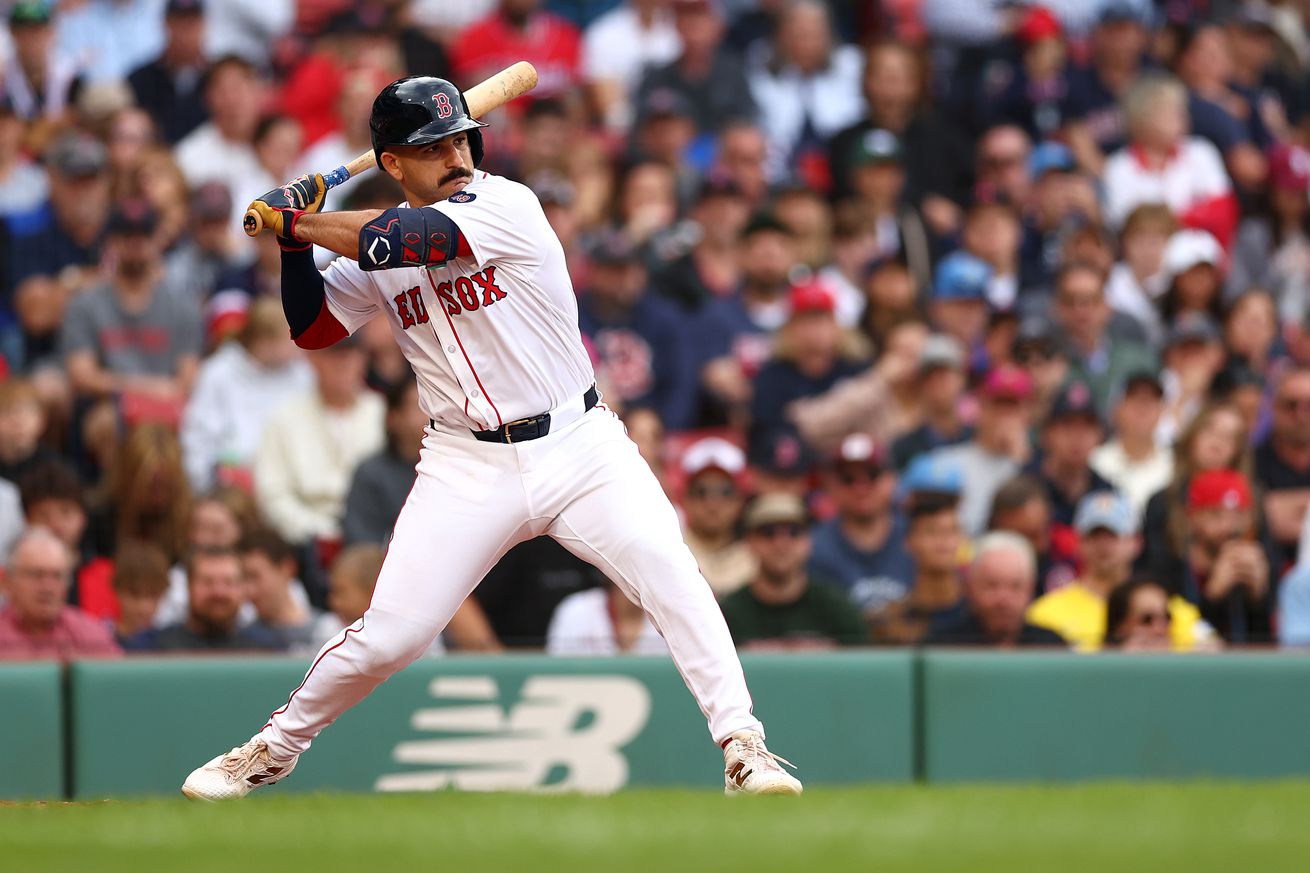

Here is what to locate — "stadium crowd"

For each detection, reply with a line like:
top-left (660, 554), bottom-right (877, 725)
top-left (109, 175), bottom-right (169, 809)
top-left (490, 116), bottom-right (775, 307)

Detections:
top-left (3, 0), bottom-right (1310, 659)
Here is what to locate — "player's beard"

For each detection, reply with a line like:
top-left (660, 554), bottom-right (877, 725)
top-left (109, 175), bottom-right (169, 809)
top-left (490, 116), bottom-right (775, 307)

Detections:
top-left (117, 256), bottom-right (152, 282)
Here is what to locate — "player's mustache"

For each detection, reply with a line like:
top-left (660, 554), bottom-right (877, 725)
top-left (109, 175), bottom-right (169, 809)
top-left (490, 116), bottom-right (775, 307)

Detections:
top-left (441, 168), bottom-right (474, 186)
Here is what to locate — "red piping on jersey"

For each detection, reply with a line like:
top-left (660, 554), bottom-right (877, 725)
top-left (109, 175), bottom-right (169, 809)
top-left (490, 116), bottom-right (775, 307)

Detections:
top-left (263, 622), bottom-right (362, 730)
top-left (426, 271), bottom-right (503, 428)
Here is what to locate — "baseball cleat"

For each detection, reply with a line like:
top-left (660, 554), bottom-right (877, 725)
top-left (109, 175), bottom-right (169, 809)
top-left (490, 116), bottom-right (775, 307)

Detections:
top-left (181, 738), bottom-right (299, 801)
top-left (722, 730), bottom-right (803, 796)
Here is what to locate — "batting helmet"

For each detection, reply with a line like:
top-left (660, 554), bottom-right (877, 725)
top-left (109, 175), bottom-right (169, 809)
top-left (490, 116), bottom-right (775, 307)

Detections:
top-left (370, 76), bottom-right (487, 169)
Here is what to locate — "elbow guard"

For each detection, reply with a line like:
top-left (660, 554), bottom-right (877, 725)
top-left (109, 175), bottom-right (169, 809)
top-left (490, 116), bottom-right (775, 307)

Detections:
top-left (359, 207), bottom-right (461, 271)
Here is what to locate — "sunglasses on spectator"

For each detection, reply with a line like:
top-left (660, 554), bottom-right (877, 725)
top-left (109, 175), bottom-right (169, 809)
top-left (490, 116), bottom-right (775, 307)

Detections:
top-left (1014, 347), bottom-right (1052, 366)
top-left (1132, 610), bottom-right (1169, 628)
top-left (982, 153), bottom-right (1025, 171)
top-left (836, 465), bottom-right (884, 485)
top-left (689, 482), bottom-right (737, 500)
top-left (751, 522), bottom-right (806, 540)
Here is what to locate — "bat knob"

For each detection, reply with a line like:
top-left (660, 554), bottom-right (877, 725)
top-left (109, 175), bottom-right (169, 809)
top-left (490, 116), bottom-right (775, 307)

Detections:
top-left (242, 210), bottom-right (261, 237)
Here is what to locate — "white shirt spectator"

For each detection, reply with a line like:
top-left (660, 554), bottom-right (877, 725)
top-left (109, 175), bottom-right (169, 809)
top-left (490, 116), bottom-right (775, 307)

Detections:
top-left (748, 43), bottom-right (864, 180)
top-left (1104, 261), bottom-right (1166, 346)
top-left (175, 123), bottom-right (266, 218)
top-left (255, 389), bottom-right (385, 545)
top-left (409, 0), bottom-right (498, 38)
top-left (582, 3), bottom-right (680, 99)
top-left (0, 479), bottom-right (22, 562)
top-left (55, 0), bottom-right (165, 83)
top-left (546, 588), bottom-right (668, 656)
top-left (1102, 138), bottom-right (1232, 231)
top-left (1089, 439), bottom-right (1173, 519)
top-left (203, 0), bottom-right (294, 67)
top-left (180, 340), bottom-right (315, 493)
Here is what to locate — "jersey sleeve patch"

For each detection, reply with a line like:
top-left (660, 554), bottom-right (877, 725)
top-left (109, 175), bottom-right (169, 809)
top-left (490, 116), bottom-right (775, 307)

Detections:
top-left (447, 191), bottom-right (476, 203)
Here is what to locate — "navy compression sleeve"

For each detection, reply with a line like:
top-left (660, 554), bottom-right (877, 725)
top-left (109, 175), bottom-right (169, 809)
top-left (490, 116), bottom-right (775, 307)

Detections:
top-left (280, 246), bottom-right (347, 349)
top-left (358, 207), bottom-right (463, 271)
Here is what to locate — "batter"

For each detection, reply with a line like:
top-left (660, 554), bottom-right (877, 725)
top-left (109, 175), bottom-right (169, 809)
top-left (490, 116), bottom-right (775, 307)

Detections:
top-left (182, 76), bottom-right (802, 799)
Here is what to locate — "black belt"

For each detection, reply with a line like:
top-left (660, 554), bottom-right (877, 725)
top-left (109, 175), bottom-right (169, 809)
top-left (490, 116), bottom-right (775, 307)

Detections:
top-left (431, 385), bottom-right (599, 444)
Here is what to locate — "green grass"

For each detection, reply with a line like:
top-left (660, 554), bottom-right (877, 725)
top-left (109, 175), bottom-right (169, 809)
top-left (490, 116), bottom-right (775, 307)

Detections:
top-left (4, 783), bottom-right (1309, 873)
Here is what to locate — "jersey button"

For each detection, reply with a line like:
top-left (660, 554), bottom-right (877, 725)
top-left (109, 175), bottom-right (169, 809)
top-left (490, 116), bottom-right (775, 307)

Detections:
top-left (446, 345), bottom-right (455, 353)
top-left (471, 390), bottom-right (481, 398)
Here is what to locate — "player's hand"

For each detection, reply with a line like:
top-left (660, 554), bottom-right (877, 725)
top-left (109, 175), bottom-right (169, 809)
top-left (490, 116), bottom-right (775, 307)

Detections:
top-left (244, 186), bottom-right (305, 243)
top-left (282, 173), bottom-right (327, 214)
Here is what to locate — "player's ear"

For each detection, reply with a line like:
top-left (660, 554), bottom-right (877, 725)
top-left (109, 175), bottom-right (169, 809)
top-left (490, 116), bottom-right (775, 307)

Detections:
top-left (380, 151), bottom-right (404, 183)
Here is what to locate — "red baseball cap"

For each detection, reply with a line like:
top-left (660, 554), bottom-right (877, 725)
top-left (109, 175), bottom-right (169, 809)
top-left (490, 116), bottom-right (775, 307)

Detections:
top-left (1188, 469), bottom-right (1253, 511)
top-left (1017, 6), bottom-right (1063, 44)
top-left (788, 280), bottom-right (836, 317)
top-left (982, 364), bottom-right (1034, 401)
top-left (1268, 144), bottom-right (1310, 194)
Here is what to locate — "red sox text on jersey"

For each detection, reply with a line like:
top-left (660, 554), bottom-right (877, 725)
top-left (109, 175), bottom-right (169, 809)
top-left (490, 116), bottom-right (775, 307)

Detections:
top-left (391, 267), bottom-right (507, 329)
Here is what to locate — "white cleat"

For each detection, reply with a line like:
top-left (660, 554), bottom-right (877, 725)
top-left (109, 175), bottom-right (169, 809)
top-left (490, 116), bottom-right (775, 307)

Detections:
top-left (181, 738), bottom-right (299, 802)
top-left (722, 730), bottom-right (803, 796)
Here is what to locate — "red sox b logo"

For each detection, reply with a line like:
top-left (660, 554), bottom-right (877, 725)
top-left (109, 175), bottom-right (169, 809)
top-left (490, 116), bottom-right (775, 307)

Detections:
top-left (433, 92), bottom-right (454, 119)
top-left (394, 267), bottom-right (507, 330)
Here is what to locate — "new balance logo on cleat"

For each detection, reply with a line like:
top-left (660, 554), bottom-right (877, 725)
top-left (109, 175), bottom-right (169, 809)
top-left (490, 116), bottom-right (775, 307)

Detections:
top-left (246, 767), bottom-right (284, 786)
top-left (722, 731), bottom-right (803, 796)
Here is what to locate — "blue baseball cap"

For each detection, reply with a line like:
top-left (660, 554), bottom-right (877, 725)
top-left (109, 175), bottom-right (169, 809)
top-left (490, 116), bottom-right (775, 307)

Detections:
top-left (1029, 141), bottom-right (1076, 178)
top-left (932, 251), bottom-right (992, 302)
top-left (1074, 491), bottom-right (1138, 536)
top-left (898, 454), bottom-right (963, 500)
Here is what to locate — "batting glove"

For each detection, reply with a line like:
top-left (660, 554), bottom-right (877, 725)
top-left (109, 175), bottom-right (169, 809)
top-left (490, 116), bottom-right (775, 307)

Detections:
top-left (245, 185), bottom-right (309, 250)
top-left (282, 173), bottom-right (327, 214)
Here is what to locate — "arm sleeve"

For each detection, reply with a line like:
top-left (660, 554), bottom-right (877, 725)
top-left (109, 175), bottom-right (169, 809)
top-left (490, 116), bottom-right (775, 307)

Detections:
top-left (283, 247), bottom-right (378, 345)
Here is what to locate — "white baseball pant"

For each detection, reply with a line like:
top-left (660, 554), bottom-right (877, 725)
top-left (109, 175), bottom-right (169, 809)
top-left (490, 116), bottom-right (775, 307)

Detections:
top-left (259, 401), bottom-right (762, 759)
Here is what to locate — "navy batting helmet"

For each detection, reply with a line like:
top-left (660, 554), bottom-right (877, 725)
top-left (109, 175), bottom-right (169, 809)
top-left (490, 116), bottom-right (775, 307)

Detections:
top-left (370, 76), bottom-right (487, 168)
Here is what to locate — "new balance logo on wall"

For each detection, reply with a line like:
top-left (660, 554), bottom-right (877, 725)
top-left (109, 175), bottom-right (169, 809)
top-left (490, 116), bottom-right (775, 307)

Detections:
top-left (375, 676), bottom-right (652, 793)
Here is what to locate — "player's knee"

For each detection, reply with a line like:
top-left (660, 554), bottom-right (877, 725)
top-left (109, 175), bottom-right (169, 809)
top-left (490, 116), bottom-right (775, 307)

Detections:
top-left (355, 612), bottom-right (435, 675)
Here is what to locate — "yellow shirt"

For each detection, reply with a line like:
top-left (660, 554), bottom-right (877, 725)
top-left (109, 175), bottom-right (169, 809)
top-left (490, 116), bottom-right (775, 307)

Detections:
top-left (1025, 582), bottom-right (1206, 652)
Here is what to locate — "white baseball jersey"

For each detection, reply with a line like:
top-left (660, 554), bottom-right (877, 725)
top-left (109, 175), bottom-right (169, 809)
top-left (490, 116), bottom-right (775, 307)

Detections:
top-left (319, 171), bottom-right (595, 431)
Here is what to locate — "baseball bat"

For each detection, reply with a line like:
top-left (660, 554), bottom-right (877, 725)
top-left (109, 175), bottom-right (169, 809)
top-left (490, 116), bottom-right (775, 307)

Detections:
top-left (243, 61), bottom-right (539, 237)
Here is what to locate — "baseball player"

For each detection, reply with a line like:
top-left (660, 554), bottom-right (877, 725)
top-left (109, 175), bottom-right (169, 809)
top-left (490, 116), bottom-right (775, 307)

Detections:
top-left (182, 77), bottom-right (802, 799)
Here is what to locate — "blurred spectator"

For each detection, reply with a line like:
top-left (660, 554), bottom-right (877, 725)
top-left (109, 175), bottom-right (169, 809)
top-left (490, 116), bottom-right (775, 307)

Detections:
top-left (1028, 491), bottom-right (1209, 651)
top-left (1011, 314), bottom-right (1069, 423)
top-left (149, 488), bottom-right (251, 628)
top-left (254, 338), bottom-right (384, 548)
top-left (634, 0), bottom-right (754, 137)
top-left (807, 434), bottom-right (912, 615)
top-left (0, 92), bottom-right (48, 218)
top-left (678, 436), bottom-right (753, 597)
top-left (203, 0), bottom-right (293, 68)
top-left (249, 114), bottom-right (303, 211)
top-left (1150, 468), bottom-right (1272, 642)
top-left (452, 0), bottom-right (581, 100)
top-left (126, 545), bottom-right (283, 651)
top-left (651, 176), bottom-right (748, 313)
top-left (988, 474), bottom-right (1066, 594)
top-left (127, 0), bottom-right (209, 144)
top-left (962, 202), bottom-right (1024, 311)
top-left (296, 67), bottom-right (391, 216)
top-left (890, 334), bottom-right (971, 470)
top-left (1090, 371), bottom-right (1173, 517)
top-left (749, 282), bottom-right (863, 458)
top-left (18, 460), bottom-right (113, 617)
top-left (1062, 1), bottom-right (1152, 171)
top-left (712, 121), bottom-right (769, 206)
top-left (630, 88), bottom-right (699, 191)
top-left (92, 423), bottom-right (193, 566)
top-left (175, 55), bottom-right (267, 212)
top-left (163, 182), bottom-right (248, 303)
top-left (1223, 6), bottom-right (1296, 146)
top-left (928, 250), bottom-right (991, 355)
top-left (3, 1), bottom-right (83, 126)
top-left (720, 493), bottom-right (866, 649)
top-left (582, 0), bottom-right (680, 131)
top-left (1030, 381), bottom-right (1112, 528)
top-left (1223, 289), bottom-right (1279, 375)
top-left (1157, 313), bottom-right (1228, 446)
top-left (845, 129), bottom-right (932, 285)
top-left (180, 297), bottom-right (312, 492)
top-left (1228, 143), bottom-right (1310, 325)
top-left (0, 377), bottom-right (56, 484)
top-left (924, 530), bottom-right (1067, 648)
top-left (55, 0), bottom-right (164, 84)
top-left (747, 428), bottom-right (813, 498)
top-left (342, 379), bottom-right (424, 546)
top-left (472, 537), bottom-right (606, 648)
top-left (829, 40), bottom-right (971, 236)
top-left (578, 231), bottom-right (695, 428)
top-left (546, 582), bottom-right (667, 655)
top-left (693, 212), bottom-right (795, 424)
top-left (1019, 141), bottom-right (1101, 292)
top-left (59, 201), bottom-right (202, 412)
top-left (929, 365), bottom-right (1034, 536)
top-left (1173, 23), bottom-right (1267, 193)
top-left (6, 133), bottom-right (111, 332)
top-left (1105, 204), bottom-right (1176, 345)
top-left (241, 528), bottom-right (318, 650)
top-left (1051, 260), bottom-right (1155, 414)
top-left (985, 7), bottom-right (1071, 142)
top-left (1255, 368), bottom-right (1310, 565)
top-left (1103, 577), bottom-right (1182, 650)
top-left (1159, 229), bottom-right (1225, 324)
top-left (110, 539), bottom-right (171, 648)
top-left (868, 482), bottom-right (964, 645)
top-left (746, 0), bottom-right (862, 186)
top-left (975, 124), bottom-right (1032, 205)
top-left (1102, 74), bottom-right (1237, 246)
top-left (0, 526), bottom-right (120, 659)
top-left (306, 543), bottom-right (408, 654)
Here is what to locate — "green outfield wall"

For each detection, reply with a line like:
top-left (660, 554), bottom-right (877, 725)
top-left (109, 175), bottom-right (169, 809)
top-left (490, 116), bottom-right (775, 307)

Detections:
top-left (5, 651), bottom-right (1310, 799)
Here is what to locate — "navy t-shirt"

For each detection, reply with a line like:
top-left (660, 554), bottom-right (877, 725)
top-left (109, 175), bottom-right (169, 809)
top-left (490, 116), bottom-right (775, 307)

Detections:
top-left (1187, 93), bottom-right (1250, 155)
top-left (807, 514), bottom-right (916, 614)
